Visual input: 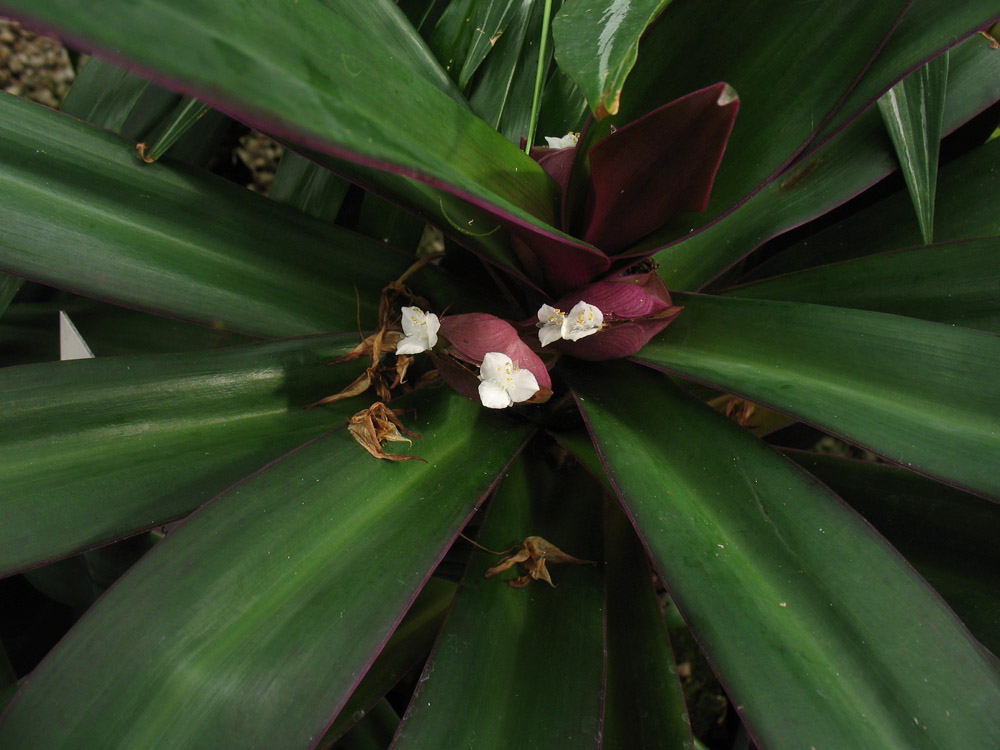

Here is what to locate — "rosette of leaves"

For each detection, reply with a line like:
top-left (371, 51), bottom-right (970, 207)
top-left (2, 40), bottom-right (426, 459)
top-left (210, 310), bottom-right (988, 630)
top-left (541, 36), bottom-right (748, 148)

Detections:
top-left (2, 1), bottom-right (1000, 748)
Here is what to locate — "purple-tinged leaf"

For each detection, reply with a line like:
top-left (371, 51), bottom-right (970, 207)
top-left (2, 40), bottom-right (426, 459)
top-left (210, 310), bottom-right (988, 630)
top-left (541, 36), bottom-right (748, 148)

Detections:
top-left (529, 142), bottom-right (578, 194)
top-left (581, 82), bottom-right (739, 253)
top-left (511, 232), bottom-right (611, 294)
top-left (435, 313), bottom-right (552, 403)
top-left (549, 271), bottom-right (682, 360)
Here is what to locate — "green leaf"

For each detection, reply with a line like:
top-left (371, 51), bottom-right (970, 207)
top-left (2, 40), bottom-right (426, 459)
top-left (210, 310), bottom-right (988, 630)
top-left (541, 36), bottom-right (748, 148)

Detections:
top-left (320, 577), bottom-right (456, 745)
top-left (431, 0), bottom-right (523, 90)
top-left (815, 1), bottom-right (1000, 145)
top-left (786, 451), bottom-right (1000, 656)
top-left (552, 0), bottom-right (671, 119)
top-left (584, 0), bottom-right (908, 235)
top-left (468, 0), bottom-right (547, 143)
top-left (287, 144), bottom-right (535, 288)
top-left (1, 297), bottom-right (252, 367)
top-left (332, 699), bottom-right (400, 750)
top-left (602, 501), bottom-right (691, 749)
top-left (0, 388), bottom-right (530, 748)
top-left (877, 52), bottom-right (949, 244)
top-left (393, 452), bottom-right (605, 749)
top-left (652, 31), bottom-right (1000, 290)
top-left (0, 273), bottom-right (22, 319)
top-left (60, 56), bottom-right (175, 137)
top-left (0, 335), bottom-right (364, 576)
top-left (4, 0), bottom-right (570, 237)
top-left (724, 237), bottom-right (1000, 333)
top-left (0, 94), bottom-right (439, 337)
top-left (269, 150), bottom-right (350, 225)
top-left (61, 55), bottom-right (233, 169)
top-left (571, 362), bottom-right (1000, 748)
top-left (136, 96), bottom-right (213, 163)
top-left (635, 294), bottom-right (1000, 499)
top-left (537, 67), bottom-right (590, 139)
top-left (753, 120), bottom-right (1000, 278)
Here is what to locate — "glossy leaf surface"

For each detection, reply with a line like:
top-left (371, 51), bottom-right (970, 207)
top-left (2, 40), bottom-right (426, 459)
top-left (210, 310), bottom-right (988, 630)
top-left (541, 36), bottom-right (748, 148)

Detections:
top-left (320, 577), bottom-right (456, 745)
top-left (602, 502), bottom-right (690, 749)
top-left (0, 389), bottom-right (530, 748)
top-left (572, 362), bottom-right (1000, 748)
top-left (595, 0), bottom-right (908, 230)
top-left (725, 237), bottom-right (1000, 333)
top-left (757, 129), bottom-right (1000, 276)
top-left (814, 0), bottom-right (1000, 145)
top-left (0, 335), bottom-right (361, 575)
top-left (652, 31), bottom-right (1000, 290)
top-left (270, 150), bottom-right (350, 224)
top-left (1, 0), bottom-right (580, 246)
top-left (0, 95), bottom-right (414, 337)
top-left (394, 452), bottom-right (605, 749)
top-left (877, 52), bottom-right (948, 244)
top-left (635, 294), bottom-right (1000, 499)
top-left (787, 451), bottom-right (1000, 655)
top-left (552, 0), bottom-right (671, 118)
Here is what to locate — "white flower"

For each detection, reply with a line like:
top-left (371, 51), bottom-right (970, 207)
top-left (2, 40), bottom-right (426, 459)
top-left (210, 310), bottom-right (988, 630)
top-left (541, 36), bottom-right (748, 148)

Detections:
top-left (536, 301), bottom-right (603, 346)
top-left (536, 304), bottom-right (566, 347)
top-left (543, 132), bottom-right (580, 149)
top-left (478, 352), bottom-right (540, 409)
top-left (396, 306), bottom-right (440, 355)
top-left (562, 301), bottom-right (604, 341)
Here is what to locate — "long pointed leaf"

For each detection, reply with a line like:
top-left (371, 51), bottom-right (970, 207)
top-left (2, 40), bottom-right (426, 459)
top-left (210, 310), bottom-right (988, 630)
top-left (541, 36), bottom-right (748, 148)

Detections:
top-left (787, 451), bottom-right (1000, 655)
top-left (724, 237), bottom-right (1000, 333)
top-left (754, 124), bottom-right (1000, 277)
top-left (0, 388), bottom-right (530, 748)
top-left (552, 0), bottom-right (672, 119)
top-left (635, 294), bottom-right (1000, 499)
top-left (602, 501), bottom-right (690, 749)
top-left (0, 95), bottom-right (419, 337)
top-left (877, 52), bottom-right (949, 244)
top-left (0, 0), bottom-right (574, 244)
top-left (652, 31), bottom-right (1000, 290)
top-left (814, 1), bottom-right (1000, 146)
top-left (582, 0), bottom-right (909, 236)
top-left (394, 452), bottom-right (605, 749)
top-left (0, 335), bottom-right (361, 575)
top-left (571, 361), bottom-right (1000, 748)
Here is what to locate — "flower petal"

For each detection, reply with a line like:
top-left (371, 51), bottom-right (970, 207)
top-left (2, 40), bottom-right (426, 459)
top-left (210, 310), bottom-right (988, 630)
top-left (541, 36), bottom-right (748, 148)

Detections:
top-left (396, 306), bottom-right (439, 354)
top-left (440, 314), bottom-right (551, 390)
top-left (549, 271), bottom-right (682, 360)
top-left (561, 301), bottom-right (604, 341)
top-left (476, 352), bottom-right (540, 408)
top-left (544, 132), bottom-right (580, 149)
top-left (536, 304), bottom-right (566, 347)
top-left (478, 380), bottom-right (514, 409)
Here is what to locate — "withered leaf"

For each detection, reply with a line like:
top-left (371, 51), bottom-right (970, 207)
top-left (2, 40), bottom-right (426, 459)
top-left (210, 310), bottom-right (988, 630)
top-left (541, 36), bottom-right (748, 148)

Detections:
top-left (332, 330), bottom-right (402, 365)
top-left (347, 403), bottom-right (425, 462)
top-left (484, 535), bottom-right (594, 588)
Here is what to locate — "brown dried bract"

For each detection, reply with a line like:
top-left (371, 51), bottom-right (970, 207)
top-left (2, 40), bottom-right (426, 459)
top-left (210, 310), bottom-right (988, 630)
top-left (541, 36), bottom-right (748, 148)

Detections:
top-left (724, 396), bottom-right (756, 428)
top-left (347, 403), bottom-right (425, 462)
top-left (309, 254), bottom-right (443, 409)
top-left (135, 142), bottom-right (155, 163)
top-left (484, 536), bottom-right (594, 588)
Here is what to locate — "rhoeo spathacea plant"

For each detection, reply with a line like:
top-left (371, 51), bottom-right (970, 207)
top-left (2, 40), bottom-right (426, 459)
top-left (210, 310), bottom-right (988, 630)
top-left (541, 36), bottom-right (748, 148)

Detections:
top-left (2, 1), bottom-right (1000, 748)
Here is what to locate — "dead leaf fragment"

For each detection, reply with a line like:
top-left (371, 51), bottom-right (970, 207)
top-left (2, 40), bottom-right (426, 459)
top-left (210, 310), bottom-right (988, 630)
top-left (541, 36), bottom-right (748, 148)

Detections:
top-left (484, 535), bottom-right (594, 587)
top-left (723, 396), bottom-right (756, 428)
top-left (347, 402), bottom-right (425, 462)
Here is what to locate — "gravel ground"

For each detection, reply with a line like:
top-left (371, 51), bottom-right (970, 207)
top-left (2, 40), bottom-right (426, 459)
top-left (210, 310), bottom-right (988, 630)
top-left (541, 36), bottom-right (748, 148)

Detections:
top-left (1, 17), bottom-right (281, 193)
top-left (0, 18), bottom-right (75, 106)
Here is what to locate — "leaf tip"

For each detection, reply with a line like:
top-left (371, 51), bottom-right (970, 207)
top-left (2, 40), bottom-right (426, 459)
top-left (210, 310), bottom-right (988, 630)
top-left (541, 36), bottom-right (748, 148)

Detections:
top-left (717, 84), bottom-right (739, 107)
